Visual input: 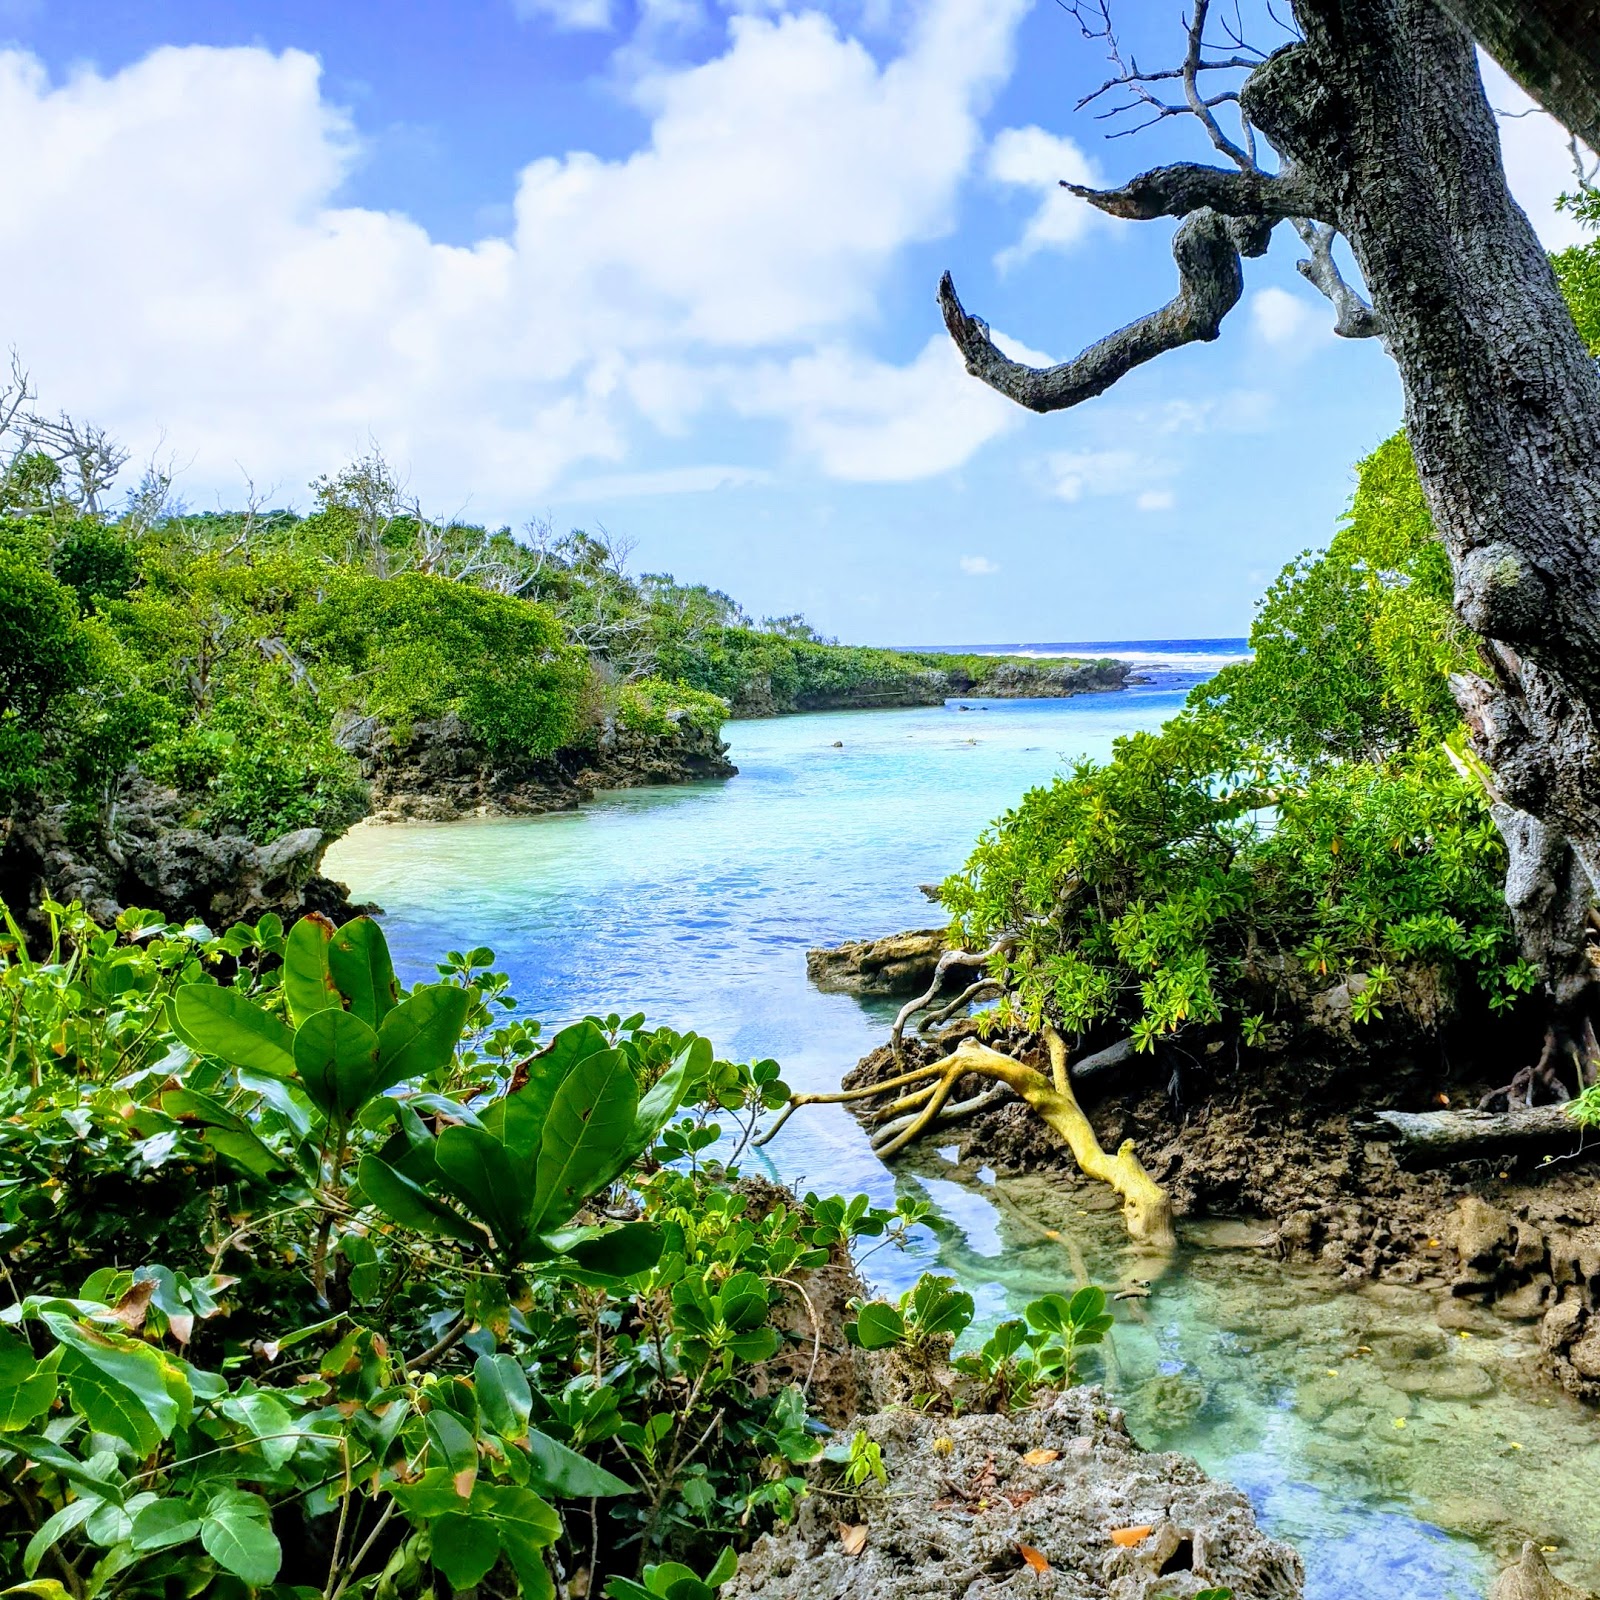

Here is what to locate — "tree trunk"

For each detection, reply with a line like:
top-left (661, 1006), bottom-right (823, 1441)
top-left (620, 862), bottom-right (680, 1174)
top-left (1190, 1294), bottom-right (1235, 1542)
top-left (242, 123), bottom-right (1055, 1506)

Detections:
top-left (1434, 0), bottom-right (1600, 153)
top-left (1244, 1), bottom-right (1600, 987)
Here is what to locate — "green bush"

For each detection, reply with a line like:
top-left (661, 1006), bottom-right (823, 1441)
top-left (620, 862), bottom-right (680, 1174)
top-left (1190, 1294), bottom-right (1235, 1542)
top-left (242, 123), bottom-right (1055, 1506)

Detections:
top-left (942, 435), bottom-right (1528, 1050)
top-left (0, 899), bottom-right (931, 1597)
top-left (293, 571), bottom-right (587, 761)
top-left (617, 677), bottom-right (728, 737)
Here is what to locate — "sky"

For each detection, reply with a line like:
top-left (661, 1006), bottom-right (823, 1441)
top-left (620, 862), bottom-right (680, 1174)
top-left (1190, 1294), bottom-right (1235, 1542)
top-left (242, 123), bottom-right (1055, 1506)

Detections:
top-left (0, 1), bottom-right (1589, 645)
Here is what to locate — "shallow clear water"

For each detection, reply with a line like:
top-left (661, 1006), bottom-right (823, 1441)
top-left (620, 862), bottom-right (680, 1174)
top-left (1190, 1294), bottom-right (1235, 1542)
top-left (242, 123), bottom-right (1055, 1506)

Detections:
top-left (324, 666), bottom-right (1599, 1600)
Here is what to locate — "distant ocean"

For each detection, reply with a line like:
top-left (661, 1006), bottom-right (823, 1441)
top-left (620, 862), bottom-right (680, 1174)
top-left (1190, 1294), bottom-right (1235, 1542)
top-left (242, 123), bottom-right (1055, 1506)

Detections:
top-left (906, 637), bottom-right (1253, 694)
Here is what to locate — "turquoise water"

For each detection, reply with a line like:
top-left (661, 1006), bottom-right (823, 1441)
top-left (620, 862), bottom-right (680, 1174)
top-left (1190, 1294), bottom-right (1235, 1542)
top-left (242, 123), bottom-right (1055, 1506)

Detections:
top-left (324, 670), bottom-right (1600, 1600)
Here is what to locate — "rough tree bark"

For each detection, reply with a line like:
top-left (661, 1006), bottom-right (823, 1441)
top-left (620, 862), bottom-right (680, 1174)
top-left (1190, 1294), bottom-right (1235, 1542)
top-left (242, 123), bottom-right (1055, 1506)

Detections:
top-left (941, 0), bottom-right (1600, 1044)
top-left (1435, 0), bottom-right (1600, 154)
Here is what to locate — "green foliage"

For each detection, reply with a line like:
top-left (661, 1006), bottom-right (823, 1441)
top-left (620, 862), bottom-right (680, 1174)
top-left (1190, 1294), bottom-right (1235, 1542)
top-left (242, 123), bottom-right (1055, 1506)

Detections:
top-left (0, 898), bottom-right (927, 1596)
top-left (846, 1274), bottom-right (1117, 1413)
top-left (1554, 185), bottom-right (1600, 354)
top-left (617, 677), bottom-right (729, 737)
top-left (942, 434), bottom-right (1522, 1049)
top-left (292, 571), bottom-right (587, 761)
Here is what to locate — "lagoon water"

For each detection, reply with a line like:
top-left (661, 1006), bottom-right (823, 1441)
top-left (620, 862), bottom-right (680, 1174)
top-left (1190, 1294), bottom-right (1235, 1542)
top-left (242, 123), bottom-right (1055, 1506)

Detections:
top-left (325, 642), bottom-right (1600, 1600)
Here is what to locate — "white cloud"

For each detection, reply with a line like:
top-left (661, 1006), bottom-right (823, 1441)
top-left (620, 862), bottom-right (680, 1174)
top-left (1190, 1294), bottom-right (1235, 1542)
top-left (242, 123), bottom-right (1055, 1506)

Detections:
top-left (0, 0), bottom-right (1030, 514)
top-left (987, 124), bottom-right (1105, 270)
top-left (1250, 285), bottom-right (1321, 348)
top-left (960, 553), bottom-right (998, 575)
top-left (513, 0), bottom-right (614, 28)
top-left (732, 333), bottom-right (1026, 480)
top-left (561, 463), bottom-right (772, 498)
top-left (1483, 57), bottom-right (1594, 251)
top-left (1047, 448), bottom-right (1136, 502)
top-left (1046, 446), bottom-right (1177, 509)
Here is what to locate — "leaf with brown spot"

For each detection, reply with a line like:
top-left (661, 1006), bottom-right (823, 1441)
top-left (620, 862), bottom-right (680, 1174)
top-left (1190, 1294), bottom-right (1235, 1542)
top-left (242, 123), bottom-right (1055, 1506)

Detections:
top-left (112, 1279), bottom-right (155, 1331)
top-left (1110, 1525), bottom-right (1154, 1547)
top-left (1019, 1544), bottom-right (1051, 1573)
top-left (1021, 1448), bottom-right (1059, 1466)
top-left (839, 1523), bottom-right (868, 1558)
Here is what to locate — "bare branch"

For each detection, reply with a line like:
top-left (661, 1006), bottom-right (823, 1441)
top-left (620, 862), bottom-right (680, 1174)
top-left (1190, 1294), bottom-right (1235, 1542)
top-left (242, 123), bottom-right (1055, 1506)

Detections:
top-left (1065, 160), bottom-right (1320, 221)
top-left (1290, 220), bottom-right (1383, 339)
top-left (939, 207), bottom-right (1267, 415)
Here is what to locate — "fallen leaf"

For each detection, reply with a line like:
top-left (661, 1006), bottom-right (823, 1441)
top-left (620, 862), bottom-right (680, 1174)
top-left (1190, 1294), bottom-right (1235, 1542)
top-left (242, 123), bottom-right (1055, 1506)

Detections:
top-left (839, 1524), bottom-right (868, 1558)
top-left (1110, 1526), bottom-right (1154, 1547)
top-left (1022, 1448), bottom-right (1060, 1466)
top-left (1019, 1544), bottom-right (1051, 1573)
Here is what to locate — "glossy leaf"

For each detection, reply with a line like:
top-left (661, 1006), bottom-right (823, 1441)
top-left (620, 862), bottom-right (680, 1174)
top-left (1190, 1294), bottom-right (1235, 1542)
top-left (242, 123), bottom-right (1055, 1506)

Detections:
top-left (523, 1428), bottom-right (631, 1498)
top-left (373, 984), bottom-right (472, 1095)
top-left (474, 1353), bottom-right (532, 1442)
top-left (357, 1155), bottom-right (487, 1246)
top-left (327, 917), bottom-right (400, 1027)
top-left (281, 914), bottom-right (339, 1027)
top-left (530, 1048), bottom-right (638, 1233)
top-left (173, 987), bottom-right (295, 1079)
top-left (200, 1490), bottom-right (281, 1586)
top-left (849, 1302), bottom-right (904, 1351)
top-left (292, 1007), bottom-right (380, 1121)
top-left (435, 1125), bottom-right (531, 1253)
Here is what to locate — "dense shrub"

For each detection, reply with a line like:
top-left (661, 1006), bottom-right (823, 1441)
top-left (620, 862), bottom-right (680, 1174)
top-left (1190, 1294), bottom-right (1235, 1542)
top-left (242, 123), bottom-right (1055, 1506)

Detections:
top-left (942, 435), bottom-right (1532, 1050)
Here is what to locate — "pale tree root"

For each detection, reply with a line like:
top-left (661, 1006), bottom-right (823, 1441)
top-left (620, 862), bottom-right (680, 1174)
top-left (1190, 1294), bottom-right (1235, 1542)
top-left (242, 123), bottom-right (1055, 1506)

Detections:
top-left (759, 1031), bottom-right (1176, 1251)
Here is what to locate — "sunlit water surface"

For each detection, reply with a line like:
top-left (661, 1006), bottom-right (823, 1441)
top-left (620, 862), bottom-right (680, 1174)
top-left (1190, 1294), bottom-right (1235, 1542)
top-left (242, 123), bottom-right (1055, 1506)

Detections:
top-left (325, 652), bottom-right (1599, 1600)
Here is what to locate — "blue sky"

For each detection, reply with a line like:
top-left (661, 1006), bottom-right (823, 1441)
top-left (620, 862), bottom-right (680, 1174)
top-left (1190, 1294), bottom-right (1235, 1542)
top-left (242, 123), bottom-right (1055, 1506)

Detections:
top-left (0, 1), bottom-right (1584, 643)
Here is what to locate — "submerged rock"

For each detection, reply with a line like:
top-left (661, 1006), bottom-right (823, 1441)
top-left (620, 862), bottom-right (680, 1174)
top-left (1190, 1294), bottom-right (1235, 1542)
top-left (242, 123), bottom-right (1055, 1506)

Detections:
top-left (725, 1389), bottom-right (1304, 1600)
top-left (806, 927), bottom-right (949, 996)
top-left (1492, 1542), bottom-right (1597, 1600)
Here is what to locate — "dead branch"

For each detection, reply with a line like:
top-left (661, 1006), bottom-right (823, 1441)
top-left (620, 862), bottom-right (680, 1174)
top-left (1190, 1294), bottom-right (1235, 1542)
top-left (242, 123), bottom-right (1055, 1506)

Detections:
top-left (939, 206), bottom-right (1265, 415)
top-left (1367, 1104), bottom-right (1592, 1167)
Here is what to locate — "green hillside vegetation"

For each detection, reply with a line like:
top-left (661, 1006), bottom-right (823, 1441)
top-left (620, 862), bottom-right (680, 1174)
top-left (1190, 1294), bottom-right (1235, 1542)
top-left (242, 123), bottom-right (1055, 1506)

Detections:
top-left (0, 446), bottom-right (1071, 847)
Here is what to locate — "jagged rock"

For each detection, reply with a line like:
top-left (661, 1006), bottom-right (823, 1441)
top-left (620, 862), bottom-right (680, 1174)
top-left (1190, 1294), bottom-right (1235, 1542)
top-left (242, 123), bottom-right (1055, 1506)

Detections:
top-left (724, 1389), bottom-right (1304, 1600)
top-left (355, 712), bottom-right (736, 821)
top-left (1449, 1197), bottom-right (1516, 1271)
top-left (1, 777), bottom-right (358, 930)
top-left (1492, 1542), bottom-right (1595, 1600)
top-left (806, 928), bottom-right (949, 996)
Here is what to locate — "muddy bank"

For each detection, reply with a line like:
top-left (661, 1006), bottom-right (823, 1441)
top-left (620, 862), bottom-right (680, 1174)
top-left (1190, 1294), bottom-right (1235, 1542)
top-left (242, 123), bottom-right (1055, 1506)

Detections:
top-left (839, 1020), bottom-right (1600, 1404)
top-left (726, 1387), bottom-right (1304, 1600)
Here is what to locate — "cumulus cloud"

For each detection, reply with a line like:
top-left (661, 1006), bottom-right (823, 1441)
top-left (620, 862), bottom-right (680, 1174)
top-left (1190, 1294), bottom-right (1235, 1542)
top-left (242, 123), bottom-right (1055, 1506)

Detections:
top-left (1250, 285), bottom-right (1323, 348)
top-left (513, 0), bottom-right (614, 28)
top-left (987, 124), bottom-right (1105, 270)
top-left (960, 554), bottom-right (998, 575)
top-left (0, 0), bottom-right (1030, 515)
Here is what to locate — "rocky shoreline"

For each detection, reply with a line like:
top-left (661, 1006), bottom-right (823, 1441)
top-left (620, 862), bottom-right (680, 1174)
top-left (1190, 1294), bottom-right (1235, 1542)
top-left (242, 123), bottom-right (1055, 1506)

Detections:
top-left (728, 657), bottom-right (1129, 717)
top-left (810, 926), bottom-right (1600, 1409)
top-left (336, 710), bottom-right (737, 823)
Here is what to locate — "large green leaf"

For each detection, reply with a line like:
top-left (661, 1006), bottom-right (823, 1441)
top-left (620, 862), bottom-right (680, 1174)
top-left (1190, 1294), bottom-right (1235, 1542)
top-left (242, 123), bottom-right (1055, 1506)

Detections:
top-left (282, 914), bottom-right (340, 1027)
top-left (200, 1490), bottom-right (281, 1586)
top-left (554, 1222), bottom-right (663, 1286)
top-left (357, 1155), bottom-right (487, 1247)
top-left (293, 1007), bottom-right (380, 1121)
top-left (470, 1483), bottom-right (560, 1599)
top-left (530, 1049), bottom-right (638, 1234)
top-left (0, 1335), bottom-right (58, 1433)
top-left (373, 985), bottom-right (471, 1095)
top-left (173, 987), bottom-right (295, 1079)
top-left (474, 1353), bottom-right (531, 1442)
top-left (486, 1020), bottom-right (611, 1164)
top-left (523, 1429), bottom-right (631, 1498)
top-left (849, 1302), bottom-right (904, 1351)
top-left (23, 1499), bottom-right (98, 1579)
top-left (327, 917), bottom-right (399, 1027)
top-left (128, 1499), bottom-right (201, 1553)
top-left (435, 1126), bottom-right (531, 1253)
top-left (43, 1314), bottom-right (180, 1451)
top-left (429, 1512), bottom-right (500, 1589)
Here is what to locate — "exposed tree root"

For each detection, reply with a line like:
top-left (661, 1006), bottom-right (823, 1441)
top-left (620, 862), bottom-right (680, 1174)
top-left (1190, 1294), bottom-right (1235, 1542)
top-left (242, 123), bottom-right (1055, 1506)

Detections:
top-left (758, 1028), bottom-right (1176, 1250)
top-left (889, 936), bottom-right (1014, 1062)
